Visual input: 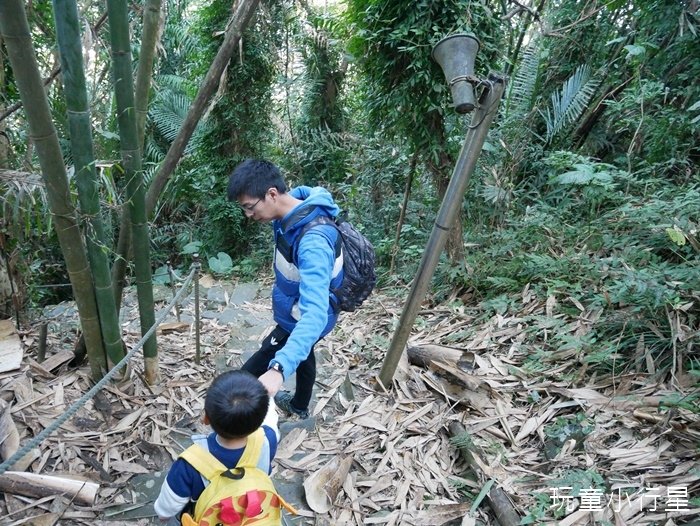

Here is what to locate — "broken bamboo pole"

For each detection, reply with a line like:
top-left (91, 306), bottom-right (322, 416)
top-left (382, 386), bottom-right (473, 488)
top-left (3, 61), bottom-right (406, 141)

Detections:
top-left (406, 343), bottom-right (466, 368)
top-left (0, 471), bottom-right (99, 505)
top-left (448, 421), bottom-right (520, 526)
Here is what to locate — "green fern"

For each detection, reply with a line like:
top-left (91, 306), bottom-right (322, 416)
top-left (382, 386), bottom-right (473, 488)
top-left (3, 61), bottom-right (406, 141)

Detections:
top-left (542, 64), bottom-right (599, 144)
top-left (155, 74), bottom-right (197, 95)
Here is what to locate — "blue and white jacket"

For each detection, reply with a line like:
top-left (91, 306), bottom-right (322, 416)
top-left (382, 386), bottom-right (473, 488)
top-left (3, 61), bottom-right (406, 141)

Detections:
top-left (271, 186), bottom-right (343, 378)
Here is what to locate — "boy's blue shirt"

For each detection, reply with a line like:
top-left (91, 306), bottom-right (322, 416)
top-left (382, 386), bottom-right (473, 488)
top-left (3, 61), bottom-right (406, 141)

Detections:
top-left (165, 425), bottom-right (278, 500)
top-left (271, 186), bottom-right (342, 378)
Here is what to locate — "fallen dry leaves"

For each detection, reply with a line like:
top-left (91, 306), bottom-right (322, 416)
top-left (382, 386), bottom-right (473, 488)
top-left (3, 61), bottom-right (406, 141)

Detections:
top-left (0, 280), bottom-right (697, 526)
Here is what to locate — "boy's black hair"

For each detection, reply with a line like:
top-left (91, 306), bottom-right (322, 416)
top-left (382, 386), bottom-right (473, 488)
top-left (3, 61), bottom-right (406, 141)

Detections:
top-left (227, 159), bottom-right (287, 201)
top-left (205, 370), bottom-right (269, 439)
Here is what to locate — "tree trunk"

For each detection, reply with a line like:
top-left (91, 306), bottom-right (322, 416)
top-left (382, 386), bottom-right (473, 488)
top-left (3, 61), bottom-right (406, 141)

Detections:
top-left (390, 153), bottom-right (417, 274)
top-left (0, 0), bottom-right (107, 379)
top-left (106, 0), bottom-right (158, 383)
top-left (134, 0), bottom-right (162, 151)
top-left (110, 0), bottom-right (260, 311)
top-left (0, 35), bottom-right (8, 166)
top-left (53, 0), bottom-right (125, 370)
top-left (144, 0), bottom-right (260, 214)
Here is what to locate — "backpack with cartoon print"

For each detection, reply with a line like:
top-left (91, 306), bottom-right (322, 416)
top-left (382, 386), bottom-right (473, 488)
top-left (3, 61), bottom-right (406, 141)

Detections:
top-left (178, 428), bottom-right (296, 526)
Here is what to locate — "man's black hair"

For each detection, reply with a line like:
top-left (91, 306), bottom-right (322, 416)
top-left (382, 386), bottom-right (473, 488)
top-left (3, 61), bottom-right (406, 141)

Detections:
top-left (204, 370), bottom-right (269, 439)
top-left (227, 159), bottom-right (287, 201)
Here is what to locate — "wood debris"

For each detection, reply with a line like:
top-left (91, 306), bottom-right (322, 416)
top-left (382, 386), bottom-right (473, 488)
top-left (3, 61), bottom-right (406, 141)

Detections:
top-left (0, 319), bottom-right (23, 373)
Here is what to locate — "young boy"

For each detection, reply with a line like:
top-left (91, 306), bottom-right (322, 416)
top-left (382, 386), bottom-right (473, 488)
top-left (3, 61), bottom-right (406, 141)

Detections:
top-left (153, 370), bottom-right (279, 520)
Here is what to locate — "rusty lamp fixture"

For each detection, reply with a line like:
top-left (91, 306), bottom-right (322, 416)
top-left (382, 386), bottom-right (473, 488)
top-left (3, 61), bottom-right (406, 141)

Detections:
top-left (431, 33), bottom-right (481, 113)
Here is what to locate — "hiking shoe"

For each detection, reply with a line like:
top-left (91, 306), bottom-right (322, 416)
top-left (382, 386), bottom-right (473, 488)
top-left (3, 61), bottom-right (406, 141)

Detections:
top-left (274, 391), bottom-right (309, 419)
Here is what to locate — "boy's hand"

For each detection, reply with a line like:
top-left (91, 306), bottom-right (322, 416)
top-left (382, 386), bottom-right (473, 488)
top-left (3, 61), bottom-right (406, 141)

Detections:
top-left (258, 369), bottom-right (284, 396)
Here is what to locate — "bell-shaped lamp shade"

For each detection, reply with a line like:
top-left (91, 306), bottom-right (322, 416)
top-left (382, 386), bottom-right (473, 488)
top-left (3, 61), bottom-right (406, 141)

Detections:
top-left (432, 33), bottom-right (481, 113)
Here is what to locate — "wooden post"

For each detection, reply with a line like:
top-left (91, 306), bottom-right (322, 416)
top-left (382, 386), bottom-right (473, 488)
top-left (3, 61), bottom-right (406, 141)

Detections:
top-left (37, 322), bottom-right (48, 362)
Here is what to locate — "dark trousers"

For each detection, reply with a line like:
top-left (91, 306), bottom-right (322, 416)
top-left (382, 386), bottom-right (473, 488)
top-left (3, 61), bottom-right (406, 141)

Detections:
top-left (241, 325), bottom-right (317, 411)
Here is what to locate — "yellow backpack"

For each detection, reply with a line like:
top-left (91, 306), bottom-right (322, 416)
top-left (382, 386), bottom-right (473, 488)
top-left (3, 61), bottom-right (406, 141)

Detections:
top-left (178, 428), bottom-right (297, 526)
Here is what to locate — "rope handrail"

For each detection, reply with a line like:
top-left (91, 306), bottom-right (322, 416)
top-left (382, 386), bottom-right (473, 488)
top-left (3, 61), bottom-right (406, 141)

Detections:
top-left (0, 265), bottom-right (197, 476)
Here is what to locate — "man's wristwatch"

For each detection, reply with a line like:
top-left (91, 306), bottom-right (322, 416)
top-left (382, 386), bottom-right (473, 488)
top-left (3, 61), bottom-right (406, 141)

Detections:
top-left (268, 361), bottom-right (284, 375)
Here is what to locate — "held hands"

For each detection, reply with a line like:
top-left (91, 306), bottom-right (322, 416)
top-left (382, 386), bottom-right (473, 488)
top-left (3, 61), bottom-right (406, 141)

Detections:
top-left (258, 368), bottom-right (284, 396)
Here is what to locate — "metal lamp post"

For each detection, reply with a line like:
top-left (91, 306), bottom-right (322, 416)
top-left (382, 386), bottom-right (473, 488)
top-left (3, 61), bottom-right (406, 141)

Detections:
top-left (378, 34), bottom-right (506, 388)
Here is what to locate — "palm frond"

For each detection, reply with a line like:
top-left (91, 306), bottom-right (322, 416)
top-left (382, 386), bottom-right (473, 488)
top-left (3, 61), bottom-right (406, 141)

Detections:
top-left (143, 136), bottom-right (166, 163)
top-left (149, 91), bottom-right (196, 149)
top-left (161, 23), bottom-right (199, 62)
top-left (542, 64), bottom-right (600, 144)
top-left (155, 73), bottom-right (196, 94)
top-left (505, 43), bottom-right (541, 117)
top-left (95, 162), bottom-right (120, 206)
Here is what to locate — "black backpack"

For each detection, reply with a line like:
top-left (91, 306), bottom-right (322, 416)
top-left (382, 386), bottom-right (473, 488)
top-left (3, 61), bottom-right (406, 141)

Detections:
top-left (277, 212), bottom-right (376, 312)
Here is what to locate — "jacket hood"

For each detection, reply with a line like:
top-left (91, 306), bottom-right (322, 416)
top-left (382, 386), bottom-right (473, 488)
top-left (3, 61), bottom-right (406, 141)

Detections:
top-left (280, 186), bottom-right (340, 232)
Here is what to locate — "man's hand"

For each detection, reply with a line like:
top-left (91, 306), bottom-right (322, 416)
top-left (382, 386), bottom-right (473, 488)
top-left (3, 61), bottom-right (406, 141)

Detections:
top-left (258, 368), bottom-right (284, 396)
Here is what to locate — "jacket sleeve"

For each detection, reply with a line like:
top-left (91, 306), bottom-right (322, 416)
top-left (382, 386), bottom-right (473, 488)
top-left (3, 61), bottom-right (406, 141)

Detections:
top-left (153, 462), bottom-right (193, 519)
top-left (272, 227), bottom-right (336, 377)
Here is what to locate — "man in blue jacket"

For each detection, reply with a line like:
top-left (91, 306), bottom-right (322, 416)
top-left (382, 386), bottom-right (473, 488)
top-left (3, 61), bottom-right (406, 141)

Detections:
top-left (227, 159), bottom-right (343, 419)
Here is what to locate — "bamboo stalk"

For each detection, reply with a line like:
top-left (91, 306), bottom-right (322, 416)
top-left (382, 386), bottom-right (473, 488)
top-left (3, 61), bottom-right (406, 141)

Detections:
top-left (37, 322), bottom-right (48, 363)
top-left (134, 0), bottom-right (162, 150)
top-left (106, 0), bottom-right (158, 383)
top-left (0, 0), bottom-right (107, 379)
top-left (0, 471), bottom-right (99, 506)
top-left (53, 0), bottom-right (125, 370)
top-left (111, 0), bottom-right (260, 314)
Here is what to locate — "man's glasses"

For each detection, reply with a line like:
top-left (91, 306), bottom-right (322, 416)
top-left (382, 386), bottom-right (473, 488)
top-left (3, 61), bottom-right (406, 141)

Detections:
top-left (240, 197), bottom-right (262, 212)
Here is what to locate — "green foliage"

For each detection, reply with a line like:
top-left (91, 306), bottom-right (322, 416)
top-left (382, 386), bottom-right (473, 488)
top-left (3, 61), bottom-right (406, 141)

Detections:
top-left (208, 251), bottom-right (233, 276)
top-left (146, 0), bottom-right (289, 275)
top-left (544, 413), bottom-right (594, 442)
top-left (345, 0), bottom-right (503, 160)
top-left (522, 469), bottom-right (606, 524)
top-left (602, 80), bottom-right (700, 171)
top-left (331, 132), bottom-right (439, 281)
top-left (504, 43), bottom-right (542, 117)
top-left (659, 391), bottom-right (700, 414)
top-left (521, 489), bottom-right (562, 524)
top-left (550, 469), bottom-right (606, 497)
top-left (274, 3), bottom-right (353, 185)
top-left (2, 0), bottom-right (697, 393)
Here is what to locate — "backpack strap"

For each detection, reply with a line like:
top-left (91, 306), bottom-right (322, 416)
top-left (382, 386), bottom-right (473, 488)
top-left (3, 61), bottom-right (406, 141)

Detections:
top-left (236, 428), bottom-right (265, 469)
top-left (276, 213), bottom-right (343, 265)
top-left (179, 444), bottom-right (226, 481)
top-left (180, 428), bottom-right (267, 480)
